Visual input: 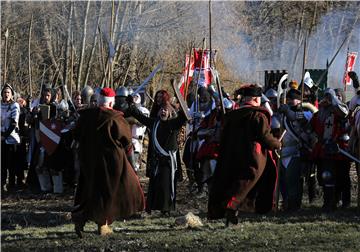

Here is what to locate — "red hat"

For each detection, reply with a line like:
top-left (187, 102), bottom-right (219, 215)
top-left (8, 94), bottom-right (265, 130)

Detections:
top-left (100, 87), bottom-right (115, 97)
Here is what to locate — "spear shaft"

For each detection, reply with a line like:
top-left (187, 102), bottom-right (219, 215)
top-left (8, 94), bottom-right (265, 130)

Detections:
top-left (28, 16), bottom-right (33, 97)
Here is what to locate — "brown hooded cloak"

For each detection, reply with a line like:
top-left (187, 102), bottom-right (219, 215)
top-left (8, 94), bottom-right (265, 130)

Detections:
top-left (72, 107), bottom-right (144, 225)
top-left (208, 104), bottom-right (280, 219)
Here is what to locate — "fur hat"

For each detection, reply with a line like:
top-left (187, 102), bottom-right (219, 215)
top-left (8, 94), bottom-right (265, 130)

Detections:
top-left (239, 84), bottom-right (263, 97)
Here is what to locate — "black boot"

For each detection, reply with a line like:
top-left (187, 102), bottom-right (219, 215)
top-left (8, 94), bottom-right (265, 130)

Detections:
top-left (225, 209), bottom-right (238, 227)
top-left (323, 186), bottom-right (336, 212)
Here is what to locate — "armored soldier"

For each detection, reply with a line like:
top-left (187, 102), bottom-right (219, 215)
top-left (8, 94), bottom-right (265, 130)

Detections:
top-left (278, 89), bottom-right (315, 211)
top-left (130, 93), bottom-right (149, 172)
top-left (31, 87), bottom-right (62, 193)
top-left (311, 88), bottom-right (349, 211)
top-left (81, 85), bottom-right (94, 107)
top-left (114, 86), bottom-right (130, 115)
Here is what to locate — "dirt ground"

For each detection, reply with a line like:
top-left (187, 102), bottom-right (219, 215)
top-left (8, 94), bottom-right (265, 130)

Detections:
top-left (1, 165), bottom-right (360, 251)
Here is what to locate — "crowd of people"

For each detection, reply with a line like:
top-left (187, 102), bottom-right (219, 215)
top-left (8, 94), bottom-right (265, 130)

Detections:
top-left (1, 70), bottom-right (360, 236)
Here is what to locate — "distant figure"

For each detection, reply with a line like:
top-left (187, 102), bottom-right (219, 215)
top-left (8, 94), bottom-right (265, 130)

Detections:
top-left (1, 84), bottom-right (21, 194)
top-left (72, 88), bottom-right (144, 237)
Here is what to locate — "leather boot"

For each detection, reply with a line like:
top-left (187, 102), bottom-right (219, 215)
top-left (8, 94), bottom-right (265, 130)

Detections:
top-left (225, 209), bottom-right (238, 227)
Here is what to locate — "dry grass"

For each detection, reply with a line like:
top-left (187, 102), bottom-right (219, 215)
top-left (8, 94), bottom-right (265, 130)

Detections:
top-left (1, 167), bottom-right (360, 251)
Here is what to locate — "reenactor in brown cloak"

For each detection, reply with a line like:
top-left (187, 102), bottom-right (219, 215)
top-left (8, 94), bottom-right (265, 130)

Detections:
top-left (71, 88), bottom-right (145, 237)
top-left (208, 84), bottom-right (281, 225)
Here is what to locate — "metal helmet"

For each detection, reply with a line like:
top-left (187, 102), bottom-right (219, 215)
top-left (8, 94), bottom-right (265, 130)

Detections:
top-left (265, 88), bottom-right (278, 99)
top-left (223, 98), bottom-right (233, 110)
top-left (133, 93), bottom-right (141, 105)
top-left (115, 86), bottom-right (129, 97)
top-left (321, 171), bottom-right (332, 183)
top-left (81, 85), bottom-right (94, 105)
top-left (94, 86), bottom-right (102, 96)
top-left (128, 87), bottom-right (134, 95)
top-left (271, 116), bottom-right (281, 129)
top-left (261, 93), bottom-right (270, 104)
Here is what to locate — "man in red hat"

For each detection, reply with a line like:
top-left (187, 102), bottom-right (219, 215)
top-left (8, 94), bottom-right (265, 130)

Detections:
top-left (72, 87), bottom-right (144, 237)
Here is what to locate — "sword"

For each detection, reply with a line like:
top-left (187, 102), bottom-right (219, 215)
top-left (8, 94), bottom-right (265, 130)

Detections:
top-left (171, 79), bottom-right (192, 121)
top-left (338, 148), bottom-right (360, 164)
top-left (133, 62), bottom-right (164, 95)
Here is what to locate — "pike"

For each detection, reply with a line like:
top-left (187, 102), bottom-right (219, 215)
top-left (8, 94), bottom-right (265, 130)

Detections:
top-left (274, 73), bottom-right (288, 213)
top-left (132, 62), bottom-right (164, 95)
top-left (212, 69), bottom-right (226, 115)
top-left (183, 45), bottom-right (193, 100)
top-left (339, 148), bottom-right (360, 164)
top-left (300, 36), bottom-right (307, 103)
top-left (28, 15), bottom-right (33, 97)
top-left (194, 38), bottom-right (206, 114)
top-left (316, 13), bottom-right (359, 86)
top-left (3, 28), bottom-right (9, 84)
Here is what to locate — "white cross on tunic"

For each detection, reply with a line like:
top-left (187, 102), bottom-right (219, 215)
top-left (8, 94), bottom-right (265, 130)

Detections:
top-left (323, 113), bottom-right (334, 141)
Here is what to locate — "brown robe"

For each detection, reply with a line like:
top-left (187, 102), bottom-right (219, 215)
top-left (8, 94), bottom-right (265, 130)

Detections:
top-left (208, 104), bottom-right (280, 219)
top-left (72, 107), bottom-right (144, 225)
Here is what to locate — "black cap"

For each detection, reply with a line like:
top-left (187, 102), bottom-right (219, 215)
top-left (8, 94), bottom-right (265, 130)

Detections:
top-left (286, 89), bottom-right (302, 100)
top-left (240, 84), bottom-right (263, 97)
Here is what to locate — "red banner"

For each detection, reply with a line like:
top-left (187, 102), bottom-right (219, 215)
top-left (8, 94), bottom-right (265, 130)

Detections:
top-left (344, 52), bottom-right (358, 86)
top-left (193, 48), bottom-right (215, 87)
top-left (179, 53), bottom-right (195, 96)
top-left (178, 49), bottom-right (217, 97)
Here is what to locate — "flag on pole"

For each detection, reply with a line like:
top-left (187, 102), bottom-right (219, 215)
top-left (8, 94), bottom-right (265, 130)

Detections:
top-left (344, 52), bottom-right (358, 86)
top-left (178, 53), bottom-right (195, 96)
top-left (193, 48), bottom-right (216, 87)
top-left (178, 48), bottom-right (217, 97)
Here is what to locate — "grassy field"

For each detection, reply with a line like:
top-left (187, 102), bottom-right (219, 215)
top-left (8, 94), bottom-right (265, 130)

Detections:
top-left (2, 170), bottom-right (360, 251)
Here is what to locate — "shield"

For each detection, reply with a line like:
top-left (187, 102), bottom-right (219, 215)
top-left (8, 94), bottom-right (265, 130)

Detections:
top-left (39, 119), bottom-right (63, 155)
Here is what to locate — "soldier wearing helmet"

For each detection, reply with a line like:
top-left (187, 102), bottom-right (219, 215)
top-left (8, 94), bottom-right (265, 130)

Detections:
top-left (311, 88), bottom-right (350, 211)
top-left (114, 86), bottom-right (130, 114)
top-left (81, 85), bottom-right (94, 107)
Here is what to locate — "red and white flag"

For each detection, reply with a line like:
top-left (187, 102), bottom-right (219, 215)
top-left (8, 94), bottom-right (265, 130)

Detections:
top-left (193, 48), bottom-right (216, 88)
top-left (39, 119), bottom-right (63, 155)
top-left (178, 48), bottom-right (217, 97)
top-left (179, 53), bottom-right (195, 97)
top-left (344, 52), bottom-right (358, 86)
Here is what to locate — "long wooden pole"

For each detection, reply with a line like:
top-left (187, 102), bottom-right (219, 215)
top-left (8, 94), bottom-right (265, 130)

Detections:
top-left (195, 38), bottom-right (206, 113)
top-left (300, 36), bottom-right (307, 103)
top-left (28, 15), bottom-right (33, 97)
top-left (208, 0), bottom-right (212, 68)
top-left (76, 0), bottom-right (90, 89)
top-left (344, 47), bottom-right (349, 92)
top-left (64, 1), bottom-right (73, 92)
top-left (183, 45), bottom-right (193, 100)
top-left (70, 31), bottom-right (74, 94)
top-left (3, 28), bottom-right (9, 84)
top-left (108, 0), bottom-right (115, 88)
top-left (84, 1), bottom-right (103, 87)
